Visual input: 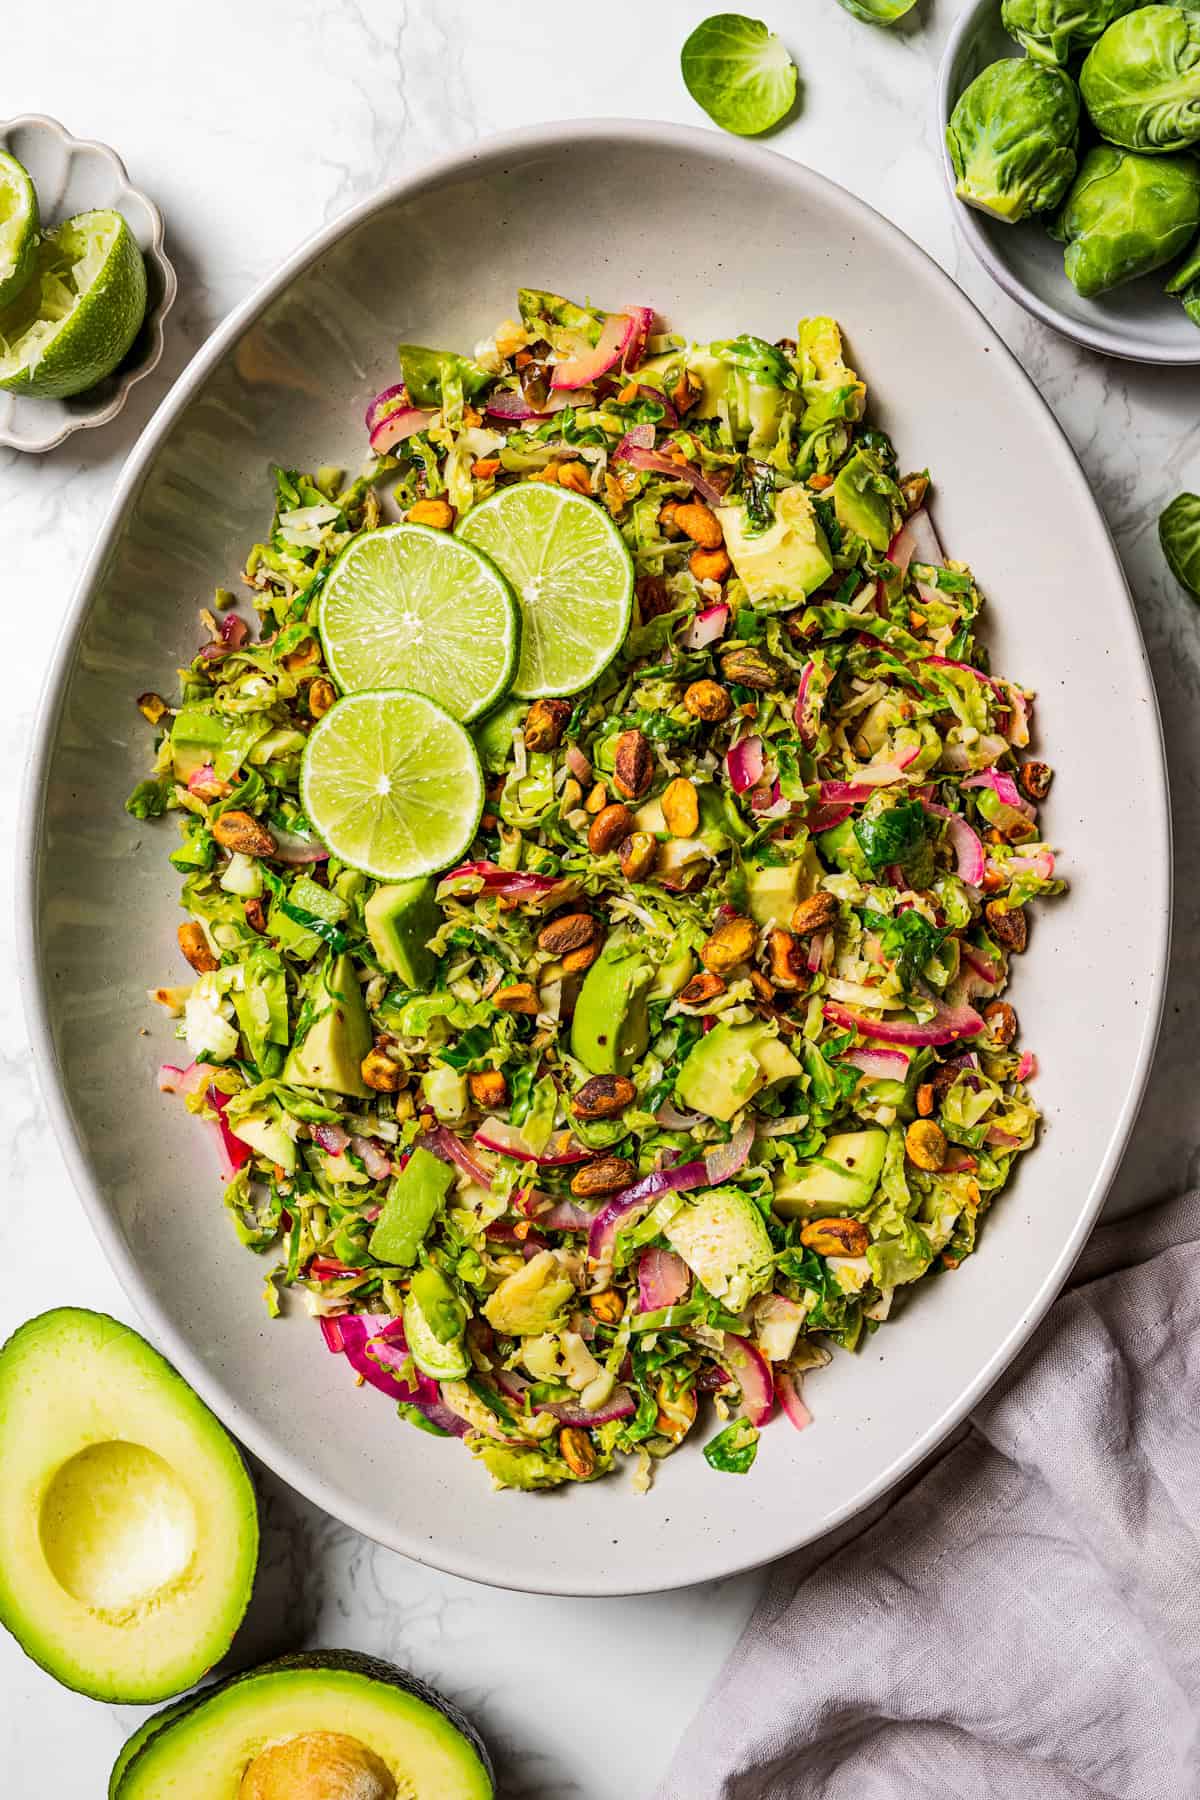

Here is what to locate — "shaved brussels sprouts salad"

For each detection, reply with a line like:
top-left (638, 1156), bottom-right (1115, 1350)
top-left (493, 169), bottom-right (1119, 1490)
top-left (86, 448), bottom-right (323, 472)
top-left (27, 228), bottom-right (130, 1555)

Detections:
top-left (132, 288), bottom-right (1064, 1493)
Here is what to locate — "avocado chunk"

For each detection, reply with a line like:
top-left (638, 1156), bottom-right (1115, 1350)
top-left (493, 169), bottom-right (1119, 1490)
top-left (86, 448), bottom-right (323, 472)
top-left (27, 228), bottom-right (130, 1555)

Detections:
top-left (718, 484), bottom-right (834, 608)
top-left (369, 1146), bottom-right (454, 1268)
top-left (773, 1128), bottom-right (888, 1220)
top-left (227, 1109), bottom-right (297, 1174)
top-left (571, 939), bottom-right (654, 1076)
top-left (282, 952), bottom-right (372, 1097)
top-left (676, 1020), bottom-right (803, 1122)
top-left (818, 815), bottom-right (872, 880)
top-left (365, 878), bottom-right (439, 991)
top-left (648, 943), bottom-right (695, 1001)
top-left (665, 1186), bottom-right (774, 1312)
top-left (113, 1650), bottom-right (494, 1799)
top-left (404, 1267), bottom-right (469, 1381)
top-left (169, 705), bottom-right (228, 782)
top-left (745, 859), bottom-right (815, 928)
top-left (269, 872), bottom-right (348, 961)
top-left (483, 1249), bottom-right (575, 1337)
top-left (832, 446), bottom-right (897, 553)
top-left (0, 1308), bottom-right (257, 1704)
top-left (472, 697), bottom-right (527, 774)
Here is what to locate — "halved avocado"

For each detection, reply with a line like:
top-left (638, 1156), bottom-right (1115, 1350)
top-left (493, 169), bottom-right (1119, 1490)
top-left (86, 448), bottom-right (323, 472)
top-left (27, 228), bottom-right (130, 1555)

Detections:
top-left (114, 1650), bottom-right (494, 1799)
top-left (109, 1697), bottom-right (199, 1798)
top-left (0, 1308), bottom-right (258, 1702)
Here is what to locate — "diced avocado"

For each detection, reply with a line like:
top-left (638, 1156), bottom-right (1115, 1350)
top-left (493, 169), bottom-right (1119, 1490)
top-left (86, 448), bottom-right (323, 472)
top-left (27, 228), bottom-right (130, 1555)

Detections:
top-left (684, 347), bottom-right (731, 417)
top-left (772, 1128), bottom-right (888, 1220)
top-left (404, 1267), bottom-right (469, 1381)
top-left (648, 943), bottom-right (695, 1001)
top-left (474, 1442), bottom-right (567, 1491)
top-left (571, 940), bottom-right (653, 1076)
top-left (745, 862), bottom-right (804, 928)
top-left (818, 816), bottom-right (872, 880)
top-left (832, 447), bottom-right (896, 552)
top-left (483, 1250), bottom-right (574, 1337)
top-left (633, 795), bottom-right (666, 834)
top-left (169, 706), bottom-right (228, 782)
top-left (365, 878), bottom-right (439, 991)
top-left (666, 1186), bottom-right (774, 1312)
top-left (422, 1063), bottom-right (468, 1122)
top-left (676, 1020), bottom-right (803, 1122)
top-left (368, 1146), bottom-right (454, 1267)
top-left (113, 1650), bottom-right (494, 1799)
top-left (227, 1110), bottom-right (296, 1174)
top-left (269, 874), bottom-right (348, 962)
top-left (282, 953), bottom-right (372, 1097)
top-left (472, 698), bottom-right (527, 775)
top-left (0, 1309), bottom-right (257, 1704)
top-left (718, 484), bottom-right (833, 609)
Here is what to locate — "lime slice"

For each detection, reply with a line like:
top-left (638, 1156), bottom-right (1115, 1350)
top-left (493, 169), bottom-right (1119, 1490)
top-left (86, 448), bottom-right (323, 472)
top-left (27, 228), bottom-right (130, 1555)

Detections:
top-left (318, 523), bottom-right (519, 724)
top-left (456, 484), bottom-right (633, 698)
top-left (0, 149), bottom-right (39, 308)
top-left (0, 209), bottom-right (147, 398)
top-left (680, 15), bottom-right (798, 137)
top-left (300, 689), bottom-right (484, 880)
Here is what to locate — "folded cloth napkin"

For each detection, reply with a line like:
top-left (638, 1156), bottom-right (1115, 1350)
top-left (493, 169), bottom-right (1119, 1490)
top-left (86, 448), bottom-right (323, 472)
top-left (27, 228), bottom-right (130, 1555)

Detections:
top-left (658, 1192), bottom-right (1200, 1800)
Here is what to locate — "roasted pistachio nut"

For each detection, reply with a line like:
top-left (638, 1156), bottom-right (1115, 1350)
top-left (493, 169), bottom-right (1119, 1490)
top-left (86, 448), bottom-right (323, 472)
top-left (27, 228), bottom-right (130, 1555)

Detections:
top-left (537, 912), bottom-right (600, 956)
top-left (661, 776), bottom-right (700, 839)
top-left (985, 900), bottom-right (1028, 952)
top-left (587, 801), bottom-right (636, 855)
top-left (494, 982), bottom-right (541, 1014)
top-left (679, 971), bottom-right (726, 1008)
top-left (406, 497), bottom-right (455, 529)
top-left (137, 691), bottom-right (168, 725)
top-left (212, 810), bottom-right (276, 858)
top-left (799, 1217), bottom-right (870, 1257)
top-left (612, 728), bottom-right (654, 800)
top-left (674, 501), bottom-right (724, 548)
top-left (720, 645), bottom-right (786, 690)
top-left (766, 927), bottom-right (805, 989)
top-left (690, 546), bottom-right (732, 584)
top-left (683, 678), bottom-right (731, 722)
top-left (905, 1119), bottom-right (948, 1172)
top-left (468, 1068), bottom-right (508, 1108)
top-left (635, 573), bottom-right (673, 618)
top-left (177, 921), bottom-right (218, 974)
top-left (243, 897), bottom-right (268, 935)
top-left (562, 941), bottom-right (602, 975)
top-left (572, 1074), bottom-right (637, 1120)
top-left (915, 1082), bottom-right (935, 1118)
top-left (570, 1156), bottom-right (636, 1197)
top-left (307, 677), bottom-right (336, 719)
top-left (790, 891), bottom-right (839, 936)
top-left (590, 1288), bottom-right (625, 1324)
top-left (280, 636), bottom-right (321, 674)
top-left (701, 914), bottom-right (757, 973)
top-left (618, 831), bottom-right (658, 881)
top-left (982, 1000), bottom-right (1018, 1047)
top-left (1019, 760), bottom-right (1052, 801)
top-left (361, 1048), bottom-right (403, 1093)
top-left (523, 697), bottom-right (572, 751)
top-left (559, 1426), bottom-right (597, 1479)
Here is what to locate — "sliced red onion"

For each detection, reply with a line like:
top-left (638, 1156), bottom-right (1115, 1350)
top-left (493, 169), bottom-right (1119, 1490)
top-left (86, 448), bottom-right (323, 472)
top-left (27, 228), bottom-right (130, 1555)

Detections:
top-left (749, 778), bottom-right (785, 816)
top-left (622, 306), bottom-right (656, 371)
top-left (484, 1221), bottom-right (548, 1259)
top-left (616, 421), bottom-right (655, 453)
top-left (986, 1126), bottom-right (1022, 1149)
top-left (565, 743), bottom-right (592, 783)
top-left (806, 931), bottom-right (828, 974)
top-left (683, 602), bottom-right (730, 650)
top-left (655, 1099), bottom-right (705, 1130)
top-left (823, 998), bottom-right (985, 1047)
top-left (816, 747), bottom-right (917, 803)
top-left (888, 506), bottom-right (943, 574)
top-left (425, 1123), bottom-right (496, 1187)
top-left (637, 1247), bottom-right (691, 1311)
top-left (806, 801), bottom-right (853, 834)
top-left (840, 1046), bottom-right (911, 1081)
top-left (924, 654), bottom-right (1006, 699)
top-left (319, 1314), bottom-right (469, 1434)
top-left (959, 942), bottom-right (1001, 984)
top-left (473, 1117), bottom-right (589, 1167)
top-left (726, 735), bottom-right (764, 793)
top-left (442, 860), bottom-right (558, 897)
top-left (612, 436), bottom-right (727, 507)
top-left (483, 385), bottom-right (580, 421)
top-left (961, 769), bottom-right (1035, 821)
top-left (209, 1087), bottom-right (253, 1179)
top-left (268, 825), bottom-right (330, 865)
top-left (535, 1197), bottom-right (597, 1232)
top-left (942, 1147), bottom-right (978, 1174)
top-left (537, 1388), bottom-right (638, 1427)
top-left (924, 800), bottom-right (986, 886)
top-left (624, 382), bottom-right (678, 425)
top-left (587, 1163), bottom-right (705, 1266)
top-left (705, 1122), bottom-right (756, 1184)
top-left (1003, 849), bottom-right (1056, 880)
top-left (311, 1121), bottom-right (350, 1155)
top-left (551, 311), bottom-right (637, 389)
top-left (365, 382), bottom-right (408, 432)
top-left (722, 1333), bottom-right (775, 1427)
top-left (220, 612), bottom-right (248, 649)
top-left (308, 1255), bottom-right (365, 1281)
top-left (349, 1134), bottom-right (392, 1181)
top-left (369, 405), bottom-right (436, 453)
top-left (776, 1369), bottom-right (813, 1433)
top-left (1015, 1050), bottom-right (1038, 1081)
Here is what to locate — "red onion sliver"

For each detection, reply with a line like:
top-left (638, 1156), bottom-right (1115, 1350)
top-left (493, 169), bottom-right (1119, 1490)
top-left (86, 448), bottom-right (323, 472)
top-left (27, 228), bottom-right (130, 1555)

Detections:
top-left (776, 1369), bottom-right (813, 1432)
top-left (823, 998), bottom-right (985, 1047)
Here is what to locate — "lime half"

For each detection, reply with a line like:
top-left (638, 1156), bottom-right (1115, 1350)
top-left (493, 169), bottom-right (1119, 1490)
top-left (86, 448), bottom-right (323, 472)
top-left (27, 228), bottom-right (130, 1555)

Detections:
top-left (680, 15), bottom-right (798, 137)
top-left (300, 689), bottom-right (484, 880)
top-left (318, 523), bottom-right (519, 723)
top-left (0, 209), bottom-right (147, 398)
top-left (457, 484), bottom-right (633, 698)
top-left (0, 149), bottom-right (39, 308)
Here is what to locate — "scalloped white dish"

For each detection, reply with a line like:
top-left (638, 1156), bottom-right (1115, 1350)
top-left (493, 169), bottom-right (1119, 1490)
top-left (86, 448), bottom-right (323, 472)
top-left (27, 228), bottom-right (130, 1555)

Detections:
top-left (0, 114), bottom-right (176, 452)
top-left (20, 121), bottom-right (1169, 1595)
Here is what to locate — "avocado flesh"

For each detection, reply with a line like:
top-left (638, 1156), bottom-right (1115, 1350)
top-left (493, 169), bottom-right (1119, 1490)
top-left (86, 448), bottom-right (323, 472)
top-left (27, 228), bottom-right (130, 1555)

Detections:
top-left (676, 1021), bottom-right (803, 1123)
top-left (116, 1651), bottom-right (493, 1799)
top-left (0, 1308), bottom-right (257, 1704)
top-left (282, 951), bottom-right (372, 1097)
top-left (228, 1111), bottom-right (296, 1174)
top-left (719, 484), bottom-right (833, 608)
top-left (404, 1268), bottom-right (469, 1381)
top-left (369, 1146), bottom-right (454, 1268)
top-left (365, 877), bottom-right (439, 991)
top-left (571, 941), bottom-right (653, 1076)
top-left (169, 705), bottom-right (228, 782)
top-left (110, 1699), bottom-right (198, 1799)
top-left (773, 1128), bottom-right (888, 1219)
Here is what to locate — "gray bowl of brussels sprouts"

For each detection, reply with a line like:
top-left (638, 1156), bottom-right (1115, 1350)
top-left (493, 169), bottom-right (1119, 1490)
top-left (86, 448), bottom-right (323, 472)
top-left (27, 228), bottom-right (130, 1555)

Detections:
top-left (939, 0), bottom-right (1200, 362)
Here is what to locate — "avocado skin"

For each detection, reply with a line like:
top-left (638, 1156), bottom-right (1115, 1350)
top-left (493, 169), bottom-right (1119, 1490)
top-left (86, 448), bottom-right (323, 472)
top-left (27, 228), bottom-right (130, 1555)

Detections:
top-left (114, 1651), bottom-right (495, 1798)
top-left (109, 1696), bottom-right (199, 1798)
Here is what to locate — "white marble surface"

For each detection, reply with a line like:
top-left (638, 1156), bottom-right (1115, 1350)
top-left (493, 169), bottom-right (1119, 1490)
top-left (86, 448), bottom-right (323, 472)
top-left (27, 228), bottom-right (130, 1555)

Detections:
top-left (3, 1), bottom-right (1200, 1793)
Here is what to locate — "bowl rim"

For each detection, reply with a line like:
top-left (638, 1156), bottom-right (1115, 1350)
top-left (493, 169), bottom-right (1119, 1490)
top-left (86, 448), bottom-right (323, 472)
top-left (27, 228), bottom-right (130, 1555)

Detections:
top-left (0, 111), bottom-right (179, 451)
top-left (936, 1), bottom-right (1200, 367)
top-left (17, 117), bottom-right (1172, 1594)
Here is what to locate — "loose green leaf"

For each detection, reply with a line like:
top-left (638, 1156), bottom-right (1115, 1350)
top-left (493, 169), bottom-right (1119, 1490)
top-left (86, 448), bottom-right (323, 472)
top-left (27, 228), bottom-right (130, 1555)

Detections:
top-left (681, 14), bottom-right (798, 137)
top-left (703, 1417), bottom-right (761, 1474)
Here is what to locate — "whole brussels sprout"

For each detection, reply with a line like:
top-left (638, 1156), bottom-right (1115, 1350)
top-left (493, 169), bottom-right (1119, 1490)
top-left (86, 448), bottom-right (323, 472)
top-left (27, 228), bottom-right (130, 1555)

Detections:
top-left (1165, 229), bottom-right (1200, 324)
top-left (1159, 491), bottom-right (1200, 595)
top-left (946, 58), bottom-right (1080, 221)
top-left (836, 0), bottom-right (920, 21)
top-left (1050, 143), bottom-right (1200, 294)
top-left (1001, 0), bottom-right (1139, 68)
top-left (1080, 6), bottom-right (1200, 152)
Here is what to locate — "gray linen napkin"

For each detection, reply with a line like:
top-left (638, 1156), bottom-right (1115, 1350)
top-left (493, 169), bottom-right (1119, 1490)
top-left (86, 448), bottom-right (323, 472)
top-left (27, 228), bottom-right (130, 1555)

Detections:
top-left (658, 1192), bottom-right (1200, 1800)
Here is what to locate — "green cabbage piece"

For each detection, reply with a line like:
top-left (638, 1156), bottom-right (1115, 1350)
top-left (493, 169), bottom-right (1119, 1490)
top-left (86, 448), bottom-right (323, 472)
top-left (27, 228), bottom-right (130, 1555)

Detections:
top-left (946, 59), bottom-right (1079, 222)
top-left (1050, 145), bottom-right (1200, 296)
top-left (1080, 6), bottom-right (1200, 153)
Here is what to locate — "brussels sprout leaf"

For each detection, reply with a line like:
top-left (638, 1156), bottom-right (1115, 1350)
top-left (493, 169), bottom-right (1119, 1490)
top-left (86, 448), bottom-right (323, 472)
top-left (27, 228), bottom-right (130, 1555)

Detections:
top-left (681, 14), bottom-right (798, 137)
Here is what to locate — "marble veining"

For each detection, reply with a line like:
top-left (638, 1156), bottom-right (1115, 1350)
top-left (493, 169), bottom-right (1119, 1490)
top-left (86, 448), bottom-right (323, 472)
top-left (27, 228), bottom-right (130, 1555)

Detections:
top-left (3, 1), bottom-right (1199, 1792)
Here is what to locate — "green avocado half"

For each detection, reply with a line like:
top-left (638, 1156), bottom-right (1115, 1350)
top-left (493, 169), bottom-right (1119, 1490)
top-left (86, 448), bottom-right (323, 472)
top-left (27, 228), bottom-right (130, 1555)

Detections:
top-left (0, 1308), bottom-right (258, 1703)
top-left (112, 1650), bottom-right (495, 1799)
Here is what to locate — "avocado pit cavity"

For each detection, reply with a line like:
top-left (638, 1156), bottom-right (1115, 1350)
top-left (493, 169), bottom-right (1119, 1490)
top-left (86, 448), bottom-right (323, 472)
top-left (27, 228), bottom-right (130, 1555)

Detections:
top-left (240, 1730), bottom-right (397, 1800)
top-left (39, 1440), bottom-right (196, 1613)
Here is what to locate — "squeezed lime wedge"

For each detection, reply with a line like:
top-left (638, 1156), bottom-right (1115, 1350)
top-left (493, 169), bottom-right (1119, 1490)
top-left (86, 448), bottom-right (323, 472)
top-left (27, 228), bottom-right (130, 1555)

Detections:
top-left (0, 208), bottom-right (147, 398)
top-left (0, 148), bottom-right (39, 308)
